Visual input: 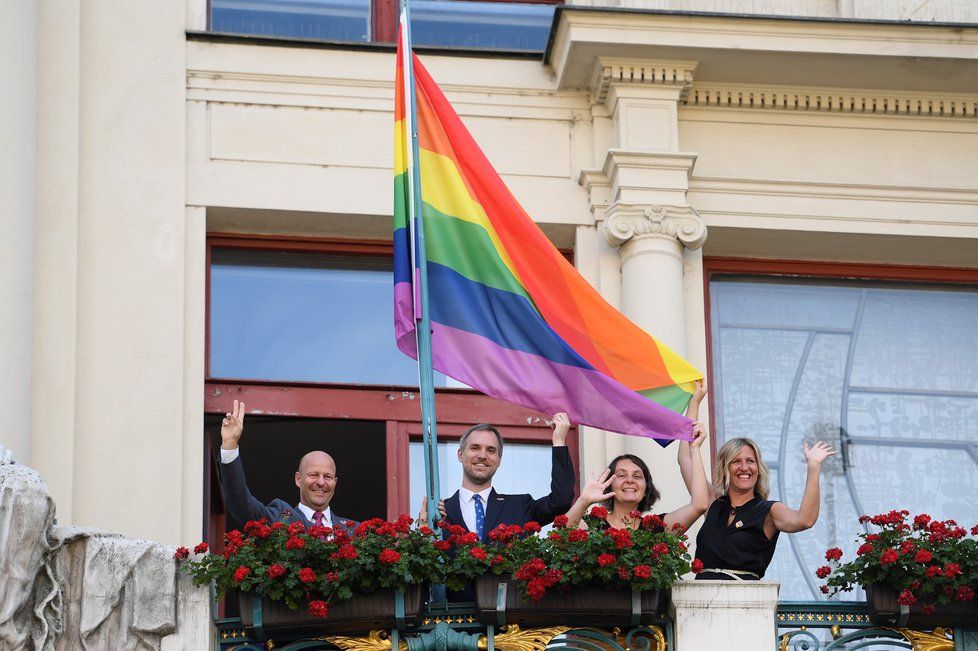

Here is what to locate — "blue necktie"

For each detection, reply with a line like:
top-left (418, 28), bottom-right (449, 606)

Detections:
top-left (474, 494), bottom-right (486, 540)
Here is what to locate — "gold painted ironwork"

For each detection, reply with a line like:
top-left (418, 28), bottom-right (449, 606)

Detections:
top-left (619, 626), bottom-right (667, 651)
top-left (476, 624), bottom-right (570, 651)
top-left (891, 627), bottom-right (954, 651)
top-left (324, 630), bottom-right (408, 651)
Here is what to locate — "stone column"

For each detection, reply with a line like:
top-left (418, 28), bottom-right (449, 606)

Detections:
top-left (0, 0), bottom-right (37, 464)
top-left (580, 58), bottom-right (709, 512)
top-left (671, 580), bottom-right (781, 651)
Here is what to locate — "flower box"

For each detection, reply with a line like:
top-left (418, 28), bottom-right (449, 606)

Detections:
top-left (239, 585), bottom-right (425, 636)
top-left (866, 583), bottom-right (978, 628)
top-left (474, 574), bottom-right (668, 626)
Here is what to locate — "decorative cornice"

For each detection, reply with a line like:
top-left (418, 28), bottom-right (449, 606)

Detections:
top-left (591, 58), bottom-right (698, 105)
top-left (684, 84), bottom-right (978, 118)
top-left (603, 203), bottom-right (707, 250)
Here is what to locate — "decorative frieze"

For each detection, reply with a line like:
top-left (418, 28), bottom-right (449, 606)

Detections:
top-left (603, 203), bottom-right (707, 250)
top-left (684, 84), bottom-right (978, 118)
top-left (591, 58), bottom-right (698, 104)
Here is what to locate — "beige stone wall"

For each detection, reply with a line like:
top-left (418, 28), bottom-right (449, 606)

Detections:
top-left (11, 5), bottom-right (977, 547)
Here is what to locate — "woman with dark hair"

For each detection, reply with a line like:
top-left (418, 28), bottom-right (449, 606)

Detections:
top-left (565, 381), bottom-right (710, 532)
top-left (693, 437), bottom-right (836, 580)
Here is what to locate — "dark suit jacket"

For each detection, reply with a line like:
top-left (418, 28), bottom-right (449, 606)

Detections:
top-left (443, 446), bottom-right (576, 538)
top-left (218, 455), bottom-right (357, 533)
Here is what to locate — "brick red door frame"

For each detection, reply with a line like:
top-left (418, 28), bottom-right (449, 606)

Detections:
top-left (701, 256), bottom-right (978, 456)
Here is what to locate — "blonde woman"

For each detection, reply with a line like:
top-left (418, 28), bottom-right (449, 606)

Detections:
top-left (693, 437), bottom-right (836, 580)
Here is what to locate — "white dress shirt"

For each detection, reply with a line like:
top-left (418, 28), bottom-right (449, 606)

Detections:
top-left (457, 486), bottom-right (493, 534)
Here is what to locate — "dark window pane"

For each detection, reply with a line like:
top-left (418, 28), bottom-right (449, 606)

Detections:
top-left (410, 1), bottom-right (555, 52)
top-left (210, 249), bottom-right (445, 386)
top-left (211, 0), bottom-right (369, 42)
top-left (209, 415), bottom-right (387, 526)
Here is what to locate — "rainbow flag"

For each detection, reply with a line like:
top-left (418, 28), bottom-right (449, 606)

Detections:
top-left (393, 31), bottom-right (700, 441)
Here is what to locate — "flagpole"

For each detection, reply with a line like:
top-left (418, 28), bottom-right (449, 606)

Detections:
top-left (400, 0), bottom-right (441, 530)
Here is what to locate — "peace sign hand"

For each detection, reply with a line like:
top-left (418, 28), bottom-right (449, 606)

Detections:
top-left (221, 400), bottom-right (246, 450)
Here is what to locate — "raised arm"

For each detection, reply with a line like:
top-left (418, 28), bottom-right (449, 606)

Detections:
top-left (528, 413), bottom-right (576, 522)
top-left (678, 381), bottom-right (707, 493)
top-left (663, 421), bottom-right (710, 531)
top-left (766, 442), bottom-right (837, 536)
top-left (565, 470), bottom-right (614, 529)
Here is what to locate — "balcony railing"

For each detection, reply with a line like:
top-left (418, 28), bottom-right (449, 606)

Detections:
top-left (212, 585), bottom-right (978, 650)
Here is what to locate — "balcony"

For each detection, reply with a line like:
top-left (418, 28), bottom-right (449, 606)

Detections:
top-left (212, 583), bottom-right (978, 650)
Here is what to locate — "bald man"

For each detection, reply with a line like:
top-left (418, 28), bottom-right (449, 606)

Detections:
top-left (218, 400), bottom-right (357, 532)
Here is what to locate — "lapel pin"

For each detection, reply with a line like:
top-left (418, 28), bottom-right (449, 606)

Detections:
top-left (735, 520), bottom-right (744, 528)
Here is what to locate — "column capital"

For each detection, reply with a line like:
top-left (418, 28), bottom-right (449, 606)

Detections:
top-left (602, 203), bottom-right (708, 250)
top-left (591, 57), bottom-right (698, 106)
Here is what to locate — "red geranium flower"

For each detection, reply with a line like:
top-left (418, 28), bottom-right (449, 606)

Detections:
top-left (174, 546), bottom-right (190, 560)
top-left (524, 521), bottom-right (542, 534)
top-left (288, 521), bottom-right (306, 535)
top-left (956, 586), bottom-right (975, 602)
top-left (285, 536), bottom-right (305, 550)
top-left (433, 540), bottom-right (451, 552)
top-left (309, 600), bottom-right (328, 618)
top-left (589, 506), bottom-right (608, 519)
top-left (597, 553), bottom-right (616, 567)
top-left (691, 559), bottom-right (703, 574)
top-left (925, 565), bottom-right (943, 578)
top-left (193, 542), bottom-right (209, 554)
top-left (267, 564), bottom-right (285, 579)
top-left (824, 547), bottom-right (843, 562)
top-left (299, 567), bottom-right (317, 583)
top-left (553, 514), bottom-right (569, 528)
top-left (568, 529), bottom-right (588, 542)
top-left (913, 549), bottom-right (933, 563)
top-left (652, 542), bottom-right (669, 556)
top-left (913, 514), bottom-right (931, 529)
top-left (944, 563), bottom-right (963, 578)
top-left (379, 549), bottom-right (401, 564)
top-left (897, 589), bottom-right (916, 606)
top-left (633, 565), bottom-right (652, 579)
top-left (469, 547), bottom-right (488, 561)
top-left (857, 543), bottom-right (874, 556)
top-left (233, 565), bottom-right (251, 583)
top-left (332, 544), bottom-right (357, 560)
top-left (815, 565), bottom-right (832, 579)
top-left (880, 548), bottom-right (899, 565)
top-left (491, 554), bottom-right (505, 566)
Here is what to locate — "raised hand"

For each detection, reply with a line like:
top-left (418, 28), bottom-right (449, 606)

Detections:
top-left (221, 400), bottom-right (245, 450)
top-left (580, 469), bottom-right (615, 505)
top-left (691, 379), bottom-right (707, 405)
top-left (690, 421), bottom-right (708, 449)
top-left (803, 441), bottom-right (838, 466)
top-left (550, 412), bottom-right (571, 446)
top-left (417, 496), bottom-right (447, 526)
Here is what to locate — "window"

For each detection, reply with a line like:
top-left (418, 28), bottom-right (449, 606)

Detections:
top-left (204, 235), bottom-right (578, 549)
top-left (707, 260), bottom-right (978, 601)
top-left (209, 0), bottom-right (559, 51)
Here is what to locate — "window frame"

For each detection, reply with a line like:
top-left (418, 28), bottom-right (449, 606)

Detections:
top-left (204, 233), bottom-right (579, 543)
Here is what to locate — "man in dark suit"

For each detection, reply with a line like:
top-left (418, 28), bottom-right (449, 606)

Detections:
top-left (218, 400), bottom-right (356, 532)
top-left (441, 412), bottom-right (575, 539)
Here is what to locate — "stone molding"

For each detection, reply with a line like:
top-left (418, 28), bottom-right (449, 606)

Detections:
top-left (603, 203), bottom-right (707, 250)
top-left (591, 58), bottom-right (698, 105)
top-left (684, 84), bottom-right (978, 118)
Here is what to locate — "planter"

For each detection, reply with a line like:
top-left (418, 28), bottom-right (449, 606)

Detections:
top-left (475, 574), bottom-right (668, 627)
top-left (240, 584), bottom-right (425, 637)
top-left (866, 584), bottom-right (978, 628)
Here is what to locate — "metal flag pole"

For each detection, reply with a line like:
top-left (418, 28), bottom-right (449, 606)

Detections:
top-left (400, 0), bottom-right (441, 530)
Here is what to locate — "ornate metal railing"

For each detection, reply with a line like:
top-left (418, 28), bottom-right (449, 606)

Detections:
top-left (215, 602), bottom-right (673, 651)
top-left (776, 601), bottom-right (977, 651)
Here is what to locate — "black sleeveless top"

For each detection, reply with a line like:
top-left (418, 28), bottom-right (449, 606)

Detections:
top-left (694, 496), bottom-right (779, 579)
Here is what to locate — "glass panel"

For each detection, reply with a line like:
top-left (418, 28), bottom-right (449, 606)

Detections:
top-left (408, 440), bottom-right (555, 527)
top-left (710, 277), bottom-right (978, 601)
top-left (211, 0), bottom-right (369, 43)
top-left (410, 1), bottom-right (555, 52)
top-left (210, 249), bottom-right (446, 386)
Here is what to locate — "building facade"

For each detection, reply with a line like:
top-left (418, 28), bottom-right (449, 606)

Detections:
top-left (3, 0), bottom-right (977, 603)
